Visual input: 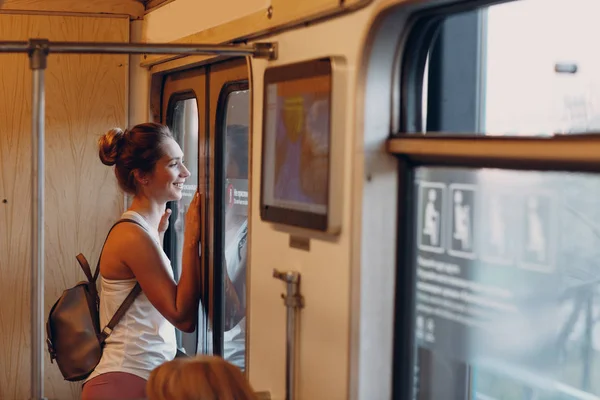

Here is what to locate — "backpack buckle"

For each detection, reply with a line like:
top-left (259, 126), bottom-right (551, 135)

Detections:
top-left (101, 326), bottom-right (113, 339)
top-left (46, 338), bottom-right (56, 363)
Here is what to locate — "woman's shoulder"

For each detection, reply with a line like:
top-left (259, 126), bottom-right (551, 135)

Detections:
top-left (121, 210), bottom-right (147, 227)
top-left (107, 215), bottom-right (153, 248)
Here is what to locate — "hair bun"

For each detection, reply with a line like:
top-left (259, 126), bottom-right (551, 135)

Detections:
top-left (98, 128), bottom-right (125, 166)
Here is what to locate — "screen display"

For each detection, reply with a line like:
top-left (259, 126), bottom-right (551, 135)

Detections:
top-left (409, 166), bottom-right (600, 400)
top-left (262, 74), bottom-right (331, 215)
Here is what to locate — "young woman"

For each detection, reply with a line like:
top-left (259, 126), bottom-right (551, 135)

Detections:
top-left (81, 122), bottom-right (202, 399)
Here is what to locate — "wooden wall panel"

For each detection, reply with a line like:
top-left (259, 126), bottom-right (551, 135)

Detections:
top-left (1, 0), bottom-right (144, 18)
top-left (0, 14), bottom-right (128, 400)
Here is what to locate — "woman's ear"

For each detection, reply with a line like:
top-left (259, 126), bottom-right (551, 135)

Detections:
top-left (133, 169), bottom-right (149, 186)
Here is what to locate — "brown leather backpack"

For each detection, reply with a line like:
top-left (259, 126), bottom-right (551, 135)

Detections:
top-left (46, 219), bottom-right (143, 382)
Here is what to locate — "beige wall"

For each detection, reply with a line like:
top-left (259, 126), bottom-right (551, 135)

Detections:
top-left (0, 13), bottom-right (128, 399)
top-left (142, 0), bottom-right (269, 42)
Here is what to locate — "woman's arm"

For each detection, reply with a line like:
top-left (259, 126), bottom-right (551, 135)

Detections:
top-left (116, 192), bottom-right (203, 332)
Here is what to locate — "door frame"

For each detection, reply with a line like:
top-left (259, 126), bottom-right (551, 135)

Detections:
top-left (153, 58), bottom-right (251, 372)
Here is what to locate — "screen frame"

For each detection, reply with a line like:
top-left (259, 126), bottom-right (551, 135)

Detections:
top-left (259, 57), bottom-right (333, 231)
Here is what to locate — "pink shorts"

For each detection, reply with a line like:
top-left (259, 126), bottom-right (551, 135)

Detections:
top-left (81, 372), bottom-right (147, 400)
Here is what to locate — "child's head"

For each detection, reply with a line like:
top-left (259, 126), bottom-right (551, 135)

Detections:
top-left (147, 355), bottom-right (257, 400)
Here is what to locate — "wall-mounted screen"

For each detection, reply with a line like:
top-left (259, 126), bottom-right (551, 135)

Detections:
top-left (260, 58), bottom-right (333, 231)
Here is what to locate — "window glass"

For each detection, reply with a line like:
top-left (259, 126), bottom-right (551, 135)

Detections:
top-left (166, 97), bottom-right (199, 355)
top-left (419, 0), bottom-right (600, 135)
top-left (221, 89), bottom-right (249, 370)
top-left (410, 166), bottom-right (600, 399)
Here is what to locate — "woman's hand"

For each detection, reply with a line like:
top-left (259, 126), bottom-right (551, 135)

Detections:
top-left (158, 208), bottom-right (172, 234)
top-left (185, 190), bottom-right (202, 244)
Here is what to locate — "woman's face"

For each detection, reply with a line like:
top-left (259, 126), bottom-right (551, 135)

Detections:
top-left (145, 137), bottom-right (190, 203)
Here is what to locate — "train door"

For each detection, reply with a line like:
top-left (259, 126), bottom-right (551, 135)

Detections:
top-left (160, 59), bottom-right (249, 369)
top-left (385, 0), bottom-right (600, 399)
top-left (208, 60), bottom-right (250, 371)
top-left (162, 68), bottom-right (206, 356)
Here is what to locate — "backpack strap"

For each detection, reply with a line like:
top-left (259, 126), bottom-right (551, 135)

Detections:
top-left (92, 219), bottom-right (146, 283)
top-left (99, 282), bottom-right (142, 343)
top-left (92, 217), bottom-right (151, 342)
top-left (76, 254), bottom-right (94, 283)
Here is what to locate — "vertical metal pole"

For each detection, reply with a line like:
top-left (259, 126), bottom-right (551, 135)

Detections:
top-left (28, 39), bottom-right (49, 400)
top-left (285, 280), bottom-right (296, 400)
top-left (273, 270), bottom-right (304, 400)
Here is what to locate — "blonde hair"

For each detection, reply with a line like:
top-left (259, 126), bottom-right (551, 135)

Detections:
top-left (147, 355), bottom-right (257, 400)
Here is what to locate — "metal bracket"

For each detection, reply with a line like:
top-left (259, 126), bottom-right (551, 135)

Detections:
top-left (273, 269), bottom-right (300, 284)
top-left (27, 39), bottom-right (49, 70)
top-left (253, 42), bottom-right (278, 60)
top-left (281, 293), bottom-right (305, 308)
top-left (273, 269), bottom-right (305, 309)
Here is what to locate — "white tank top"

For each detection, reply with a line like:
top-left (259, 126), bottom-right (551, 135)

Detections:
top-left (85, 211), bottom-right (177, 382)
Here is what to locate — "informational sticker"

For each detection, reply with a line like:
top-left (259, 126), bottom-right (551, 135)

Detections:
top-left (519, 193), bottom-right (555, 273)
top-left (413, 167), bottom-right (561, 377)
top-left (226, 178), bottom-right (249, 217)
top-left (448, 184), bottom-right (476, 259)
top-left (417, 182), bottom-right (446, 254)
top-left (480, 191), bottom-right (515, 266)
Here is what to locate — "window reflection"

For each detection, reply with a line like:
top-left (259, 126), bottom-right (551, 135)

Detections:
top-left (221, 89), bottom-right (249, 370)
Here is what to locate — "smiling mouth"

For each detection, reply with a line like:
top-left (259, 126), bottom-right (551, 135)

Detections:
top-left (174, 183), bottom-right (183, 189)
